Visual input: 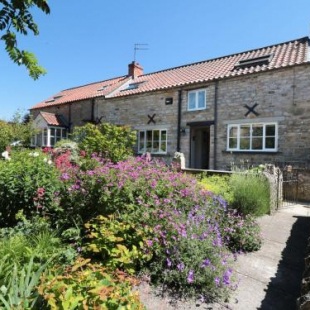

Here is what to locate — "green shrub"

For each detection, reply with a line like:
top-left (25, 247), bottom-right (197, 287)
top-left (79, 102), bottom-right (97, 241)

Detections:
top-left (199, 174), bottom-right (234, 205)
top-left (72, 123), bottom-right (136, 163)
top-left (0, 215), bottom-right (77, 270)
top-left (38, 258), bottom-right (145, 310)
top-left (84, 215), bottom-right (153, 274)
top-left (0, 150), bottom-right (62, 227)
top-left (229, 172), bottom-right (270, 216)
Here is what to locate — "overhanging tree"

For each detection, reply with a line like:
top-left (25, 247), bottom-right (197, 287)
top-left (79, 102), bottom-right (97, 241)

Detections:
top-left (0, 0), bottom-right (50, 79)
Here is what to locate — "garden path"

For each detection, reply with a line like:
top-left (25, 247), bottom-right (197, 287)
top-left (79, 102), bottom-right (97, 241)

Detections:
top-left (137, 203), bottom-right (310, 309)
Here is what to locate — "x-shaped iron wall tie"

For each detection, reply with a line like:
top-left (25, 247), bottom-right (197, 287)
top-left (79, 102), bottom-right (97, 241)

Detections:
top-left (244, 103), bottom-right (259, 117)
top-left (147, 114), bottom-right (156, 124)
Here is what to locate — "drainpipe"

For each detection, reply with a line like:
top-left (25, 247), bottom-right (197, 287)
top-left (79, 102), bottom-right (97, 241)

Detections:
top-left (68, 103), bottom-right (72, 133)
top-left (91, 99), bottom-right (95, 123)
top-left (177, 89), bottom-right (182, 152)
top-left (214, 81), bottom-right (219, 169)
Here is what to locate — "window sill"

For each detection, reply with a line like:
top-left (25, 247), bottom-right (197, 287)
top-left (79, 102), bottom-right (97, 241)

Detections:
top-left (223, 150), bottom-right (280, 154)
top-left (186, 108), bottom-right (207, 112)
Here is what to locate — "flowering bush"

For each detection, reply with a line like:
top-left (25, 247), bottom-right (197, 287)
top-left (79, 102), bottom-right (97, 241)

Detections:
top-left (56, 156), bottom-right (240, 300)
top-left (0, 150), bottom-right (264, 303)
top-left (146, 200), bottom-right (237, 301)
top-left (220, 211), bottom-right (262, 253)
top-left (0, 150), bottom-right (61, 227)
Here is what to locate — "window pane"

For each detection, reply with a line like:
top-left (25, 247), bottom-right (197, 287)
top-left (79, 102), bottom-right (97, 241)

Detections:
top-left (229, 126), bottom-right (238, 138)
top-left (146, 131), bottom-right (152, 143)
top-left (266, 125), bottom-right (275, 136)
top-left (252, 125), bottom-right (263, 136)
top-left (56, 128), bottom-right (61, 139)
top-left (188, 92), bottom-right (196, 110)
top-left (265, 137), bottom-right (275, 149)
top-left (153, 130), bottom-right (159, 142)
top-left (198, 91), bottom-right (205, 108)
top-left (37, 133), bottom-right (42, 147)
top-left (160, 130), bottom-right (167, 152)
top-left (240, 125), bottom-right (250, 137)
top-left (160, 141), bottom-right (167, 152)
top-left (240, 137), bottom-right (250, 149)
top-left (252, 137), bottom-right (263, 150)
top-left (153, 142), bottom-right (159, 153)
top-left (146, 142), bottom-right (152, 152)
top-left (229, 138), bottom-right (237, 149)
top-left (43, 129), bottom-right (48, 146)
top-left (139, 131), bottom-right (145, 152)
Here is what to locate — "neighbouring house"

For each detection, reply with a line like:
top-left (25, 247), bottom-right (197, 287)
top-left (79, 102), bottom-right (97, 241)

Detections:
top-left (30, 36), bottom-right (310, 171)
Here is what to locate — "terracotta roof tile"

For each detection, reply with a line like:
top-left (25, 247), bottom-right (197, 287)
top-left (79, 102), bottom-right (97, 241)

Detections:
top-left (32, 76), bottom-right (129, 109)
top-left (31, 37), bottom-right (309, 109)
top-left (40, 112), bottom-right (68, 127)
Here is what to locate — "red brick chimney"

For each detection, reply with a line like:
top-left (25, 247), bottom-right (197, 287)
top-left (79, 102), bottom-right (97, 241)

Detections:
top-left (128, 61), bottom-right (143, 78)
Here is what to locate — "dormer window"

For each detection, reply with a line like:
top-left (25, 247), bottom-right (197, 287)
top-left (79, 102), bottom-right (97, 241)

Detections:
top-left (234, 54), bottom-right (273, 69)
top-left (45, 95), bottom-right (63, 103)
top-left (122, 82), bottom-right (145, 91)
top-left (45, 99), bottom-right (55, 103)
top-left (97, 85), bottom-right (108, 92)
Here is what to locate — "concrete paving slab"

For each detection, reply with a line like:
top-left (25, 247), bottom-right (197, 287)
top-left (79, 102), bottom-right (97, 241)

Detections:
top-left (226, 274), bottom-right (269, 309)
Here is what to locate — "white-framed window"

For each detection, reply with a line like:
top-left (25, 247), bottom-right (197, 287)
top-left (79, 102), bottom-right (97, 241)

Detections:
top-left (227, 123), bottom-right (277, 152)
top-left (187, 89), bottom-right (207, 111)
top-left (32, 127), bottom-right (68, 147)
top-left (138, 129), bottom-right (167, 154)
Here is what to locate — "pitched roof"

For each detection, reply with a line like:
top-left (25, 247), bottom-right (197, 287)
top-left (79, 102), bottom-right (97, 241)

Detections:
top-left (39, 112), bottom-right (68, 127)
top-left (32, 36), bottom-right (309, 109)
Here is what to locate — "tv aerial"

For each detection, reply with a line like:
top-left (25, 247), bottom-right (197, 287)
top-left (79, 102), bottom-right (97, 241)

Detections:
top-left (134, 43), bottom-right (149, 62)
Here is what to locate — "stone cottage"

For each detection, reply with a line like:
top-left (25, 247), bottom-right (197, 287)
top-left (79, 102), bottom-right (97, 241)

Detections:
top-left (30, 36), bottom-right (310, 170)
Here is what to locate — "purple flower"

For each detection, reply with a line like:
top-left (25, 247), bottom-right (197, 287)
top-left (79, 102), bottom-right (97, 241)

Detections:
top-left (177, 262), bottom-right (185, 271)
top-left (61, 172), bottom-right (70, 180)
top-left (166, 258), bottom-right (172, 267)
top-left (223, 268), bottom-right (233, 286)
top-left (187, 270), bottom-right (194, 283)
top-left (214, 277), bottom-right (220, 287)
top-left (201, 259), bottom-right (211, 268)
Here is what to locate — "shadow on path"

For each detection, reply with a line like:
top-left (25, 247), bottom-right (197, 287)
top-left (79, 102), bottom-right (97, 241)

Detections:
top-left (259, 216), bottom-right (310, 310)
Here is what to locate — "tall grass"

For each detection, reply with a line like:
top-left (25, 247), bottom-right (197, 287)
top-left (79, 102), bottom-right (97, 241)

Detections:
top-left (230, 172), bottom-right (270, 216)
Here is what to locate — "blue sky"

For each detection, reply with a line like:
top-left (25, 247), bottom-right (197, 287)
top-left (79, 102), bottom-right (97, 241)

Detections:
top-left (1, 0), bottom-right (310, 120)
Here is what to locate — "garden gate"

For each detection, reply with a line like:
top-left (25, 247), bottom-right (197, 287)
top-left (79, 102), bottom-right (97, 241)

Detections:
top-left (281, 165), bottom-right (299, 206)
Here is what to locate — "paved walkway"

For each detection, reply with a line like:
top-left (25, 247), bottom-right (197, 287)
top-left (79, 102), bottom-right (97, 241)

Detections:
top-left (138, 203), bottom-right (310, 309)
top-left (224, 203), bottom-right (310, 310)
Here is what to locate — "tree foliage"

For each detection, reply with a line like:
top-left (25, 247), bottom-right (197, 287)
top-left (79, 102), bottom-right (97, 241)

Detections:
top-left (0, 0), bottom-right (50, 79)
top-left (0, 111), bottom-right (36, 151)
